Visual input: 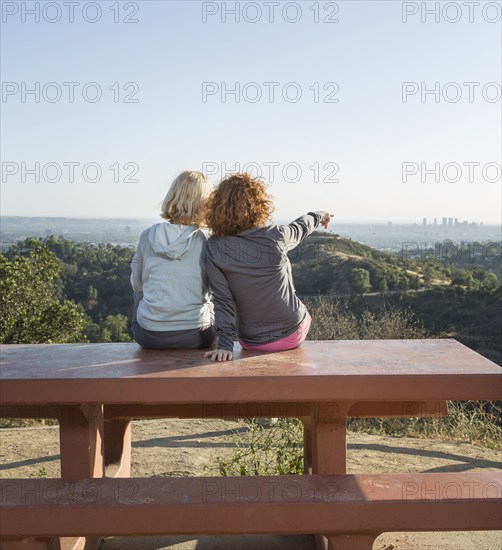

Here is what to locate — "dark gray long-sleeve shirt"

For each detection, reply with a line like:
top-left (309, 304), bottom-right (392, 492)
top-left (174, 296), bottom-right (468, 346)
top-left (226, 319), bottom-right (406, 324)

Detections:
top-left (205, 212), bottom-right (323, 351)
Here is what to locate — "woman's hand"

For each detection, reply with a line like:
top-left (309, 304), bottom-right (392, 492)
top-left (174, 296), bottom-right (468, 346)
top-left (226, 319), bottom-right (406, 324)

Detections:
top-left (204, 349), bottom-right (234, 362)
top-left (319, 211), bottom-right (334, 229)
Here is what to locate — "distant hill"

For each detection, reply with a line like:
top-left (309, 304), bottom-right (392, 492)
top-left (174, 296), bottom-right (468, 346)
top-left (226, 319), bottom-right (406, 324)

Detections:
top-left (3, 234), bottom-right (500, 362)
top-left (291, 232), bottom-right (452, 296)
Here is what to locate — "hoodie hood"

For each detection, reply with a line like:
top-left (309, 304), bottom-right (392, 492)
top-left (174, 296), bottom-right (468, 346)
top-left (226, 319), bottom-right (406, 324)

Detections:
top-left (148, 222), bottom-right (199, 260)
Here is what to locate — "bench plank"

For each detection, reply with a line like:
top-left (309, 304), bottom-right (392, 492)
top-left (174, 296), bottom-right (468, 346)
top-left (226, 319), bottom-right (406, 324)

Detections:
top-left (1, 473), bottom-right (500, 538)
top-left (0, 401), bottom-right (448, 419)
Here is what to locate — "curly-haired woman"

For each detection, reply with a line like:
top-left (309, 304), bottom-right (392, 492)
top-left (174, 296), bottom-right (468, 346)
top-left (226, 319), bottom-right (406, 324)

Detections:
top-left (203, 173), bottom-right (333, 361)
top-left (130, 171), bottom-right (216, 350)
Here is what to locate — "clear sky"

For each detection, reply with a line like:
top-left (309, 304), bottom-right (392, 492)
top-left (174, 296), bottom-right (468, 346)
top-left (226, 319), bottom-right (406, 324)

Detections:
top-left (1, 0), bottom-right (501, 223)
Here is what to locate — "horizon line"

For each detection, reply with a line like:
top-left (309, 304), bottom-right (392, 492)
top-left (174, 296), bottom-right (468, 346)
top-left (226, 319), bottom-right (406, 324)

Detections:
top-left (2, 215), bottom-right (501, 226)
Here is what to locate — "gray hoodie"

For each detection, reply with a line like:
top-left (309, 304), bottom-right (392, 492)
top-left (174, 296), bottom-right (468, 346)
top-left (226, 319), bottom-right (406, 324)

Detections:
top-left (130, 222), bottom-right (213, 331)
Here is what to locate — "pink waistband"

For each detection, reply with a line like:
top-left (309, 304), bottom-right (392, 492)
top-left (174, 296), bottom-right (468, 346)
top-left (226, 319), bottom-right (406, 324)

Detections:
top-left (239, 313), bottom-right (312, 352)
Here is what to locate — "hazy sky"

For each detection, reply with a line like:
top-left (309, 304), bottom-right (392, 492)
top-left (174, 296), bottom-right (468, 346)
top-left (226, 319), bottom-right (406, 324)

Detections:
top-left (1, 0), bottom-right (501, 223)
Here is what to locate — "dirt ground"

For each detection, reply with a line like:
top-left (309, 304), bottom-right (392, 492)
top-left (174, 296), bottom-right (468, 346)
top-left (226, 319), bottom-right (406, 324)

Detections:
top-left (1, 418), bottom-right (501, 550)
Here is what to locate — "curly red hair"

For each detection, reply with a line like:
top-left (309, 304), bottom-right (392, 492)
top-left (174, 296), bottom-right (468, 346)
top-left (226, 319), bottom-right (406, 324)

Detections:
top-left (205, 173), bottom-right (274, 237)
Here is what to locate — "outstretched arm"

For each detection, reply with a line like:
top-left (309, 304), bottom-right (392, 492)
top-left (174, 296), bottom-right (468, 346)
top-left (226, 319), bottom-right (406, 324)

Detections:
top-left (279, 211), bottom-right (333, 250)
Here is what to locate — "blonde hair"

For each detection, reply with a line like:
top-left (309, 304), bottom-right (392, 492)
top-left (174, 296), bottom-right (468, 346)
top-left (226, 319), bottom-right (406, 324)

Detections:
top-left (161, 171), bottom-right (212, 226)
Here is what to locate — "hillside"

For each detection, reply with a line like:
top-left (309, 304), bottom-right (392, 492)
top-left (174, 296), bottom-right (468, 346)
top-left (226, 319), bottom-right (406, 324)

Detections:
top-left (3, 234), bottom-right (500, 363)
top-left (288, 233), bottom-right (501, 365)
top-left (390, 287), bottom-right (502, 365)
top-left (291, 232), bottom-right (451, 295)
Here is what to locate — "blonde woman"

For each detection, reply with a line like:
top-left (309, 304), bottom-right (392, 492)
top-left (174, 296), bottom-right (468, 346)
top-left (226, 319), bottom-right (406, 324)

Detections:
top-left (130, 171), bottom-right (215, 349)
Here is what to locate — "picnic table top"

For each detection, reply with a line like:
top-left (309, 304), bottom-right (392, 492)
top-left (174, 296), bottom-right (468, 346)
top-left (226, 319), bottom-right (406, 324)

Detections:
top-left (0, 340), bottom-right (500, 404)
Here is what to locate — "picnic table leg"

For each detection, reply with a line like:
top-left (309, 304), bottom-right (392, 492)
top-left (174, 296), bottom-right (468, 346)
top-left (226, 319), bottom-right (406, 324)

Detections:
top-left (314, 534), bottom-right (380, 550)
top-left (104, 416), bottom-right (132, 478)
top-left (2, 405), bottom-right (105, 550)
top-left (58, 404), bottom-right (105, 550)
top-left (311, 402), bottom-right (380, 550)
top-left (311, 402), bottom-right (351, 475)
top-left (301, 416), bottom-right (312, 474)
top-left (58, 404), bottom-right (104, 479)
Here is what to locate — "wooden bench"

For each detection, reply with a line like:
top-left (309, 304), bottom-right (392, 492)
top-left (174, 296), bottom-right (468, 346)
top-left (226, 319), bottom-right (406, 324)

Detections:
top-left (1, 339), bottom-right (501, 549)
top-left (1, 473), bottom-right (501, 549)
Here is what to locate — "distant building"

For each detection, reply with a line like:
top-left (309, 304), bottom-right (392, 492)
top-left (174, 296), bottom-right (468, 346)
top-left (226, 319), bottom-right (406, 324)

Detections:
top-left (433, 218), bottom-right (437, 225)
top-left (442, 217), bottom-right (447, 226)
top-left (448, 217), bottom-right (453, 226)
top-left (422, 217), bottom-right (427, 226)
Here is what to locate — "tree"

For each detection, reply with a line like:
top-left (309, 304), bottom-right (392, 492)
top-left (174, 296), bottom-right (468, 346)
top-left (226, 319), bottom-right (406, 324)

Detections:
top-left (351, 268), bottom-right (371, 295)
top-left (423, 265), bottom-right (436, 288)
top-left (480, 272), bottom-right (499, 290)
top-left (99, 315), bottom-right (132, 342)
top-left (374, 272), bottom-right (388, 293)
top-left (84, 314), bottom-right (132, 343)
top-left (0, 241), bottom-right (85, 343)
